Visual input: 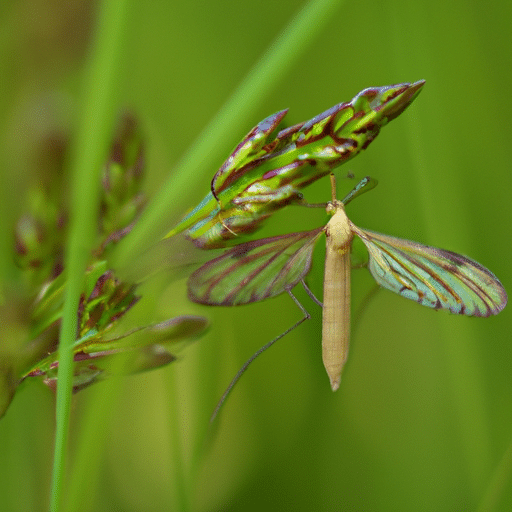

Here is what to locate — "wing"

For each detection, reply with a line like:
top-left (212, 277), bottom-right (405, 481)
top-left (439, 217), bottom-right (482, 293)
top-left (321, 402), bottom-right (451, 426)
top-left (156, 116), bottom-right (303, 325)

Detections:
top-left (351, 224), bottom-right (507, 317)
top-left (188, 228), bottom-right (324, 306)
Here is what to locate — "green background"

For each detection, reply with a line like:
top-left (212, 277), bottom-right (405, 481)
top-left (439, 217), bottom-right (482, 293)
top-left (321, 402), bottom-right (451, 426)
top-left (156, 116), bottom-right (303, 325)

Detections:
top-left (0, 0), bottom-right (511, 510)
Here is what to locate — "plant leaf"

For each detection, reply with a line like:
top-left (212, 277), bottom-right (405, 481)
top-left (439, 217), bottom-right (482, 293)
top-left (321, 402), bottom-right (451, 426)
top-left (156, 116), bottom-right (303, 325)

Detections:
top-left (166, 81), bottom-right (425, 248)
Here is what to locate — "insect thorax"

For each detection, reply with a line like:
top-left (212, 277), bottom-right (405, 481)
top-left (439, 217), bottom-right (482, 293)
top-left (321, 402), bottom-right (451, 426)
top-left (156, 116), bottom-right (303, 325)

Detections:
top-left (326, 201), bottom-right (353, 250)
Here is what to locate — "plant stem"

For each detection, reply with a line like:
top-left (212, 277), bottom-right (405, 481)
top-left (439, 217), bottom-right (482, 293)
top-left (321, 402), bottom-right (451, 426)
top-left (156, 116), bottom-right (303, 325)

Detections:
top-left (112, 0), bottom-right (346, 271)
top-left (49, 1), bottom-right (129, 510)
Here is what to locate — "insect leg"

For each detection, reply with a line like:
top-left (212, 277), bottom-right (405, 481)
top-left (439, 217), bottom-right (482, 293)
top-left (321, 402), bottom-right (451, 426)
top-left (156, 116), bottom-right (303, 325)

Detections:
top-left (210, 289), bottom-right (311, 422)
top-left (301, 278), bottom-right (323, 307)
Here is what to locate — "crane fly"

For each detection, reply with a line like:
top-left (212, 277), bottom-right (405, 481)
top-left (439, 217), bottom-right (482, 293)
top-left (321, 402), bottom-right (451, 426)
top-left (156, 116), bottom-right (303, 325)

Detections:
top-left (188, 175), bottom-right (507, 417)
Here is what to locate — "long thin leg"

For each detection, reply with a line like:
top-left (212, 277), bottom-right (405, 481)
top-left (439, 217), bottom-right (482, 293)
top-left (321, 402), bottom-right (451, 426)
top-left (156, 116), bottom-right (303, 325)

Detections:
top-left (301, 278), bottom-right (323, 307)
top-left (295, 196), bottom-right (328, 209)
top-left (210, 289), bottom-right (311, 422)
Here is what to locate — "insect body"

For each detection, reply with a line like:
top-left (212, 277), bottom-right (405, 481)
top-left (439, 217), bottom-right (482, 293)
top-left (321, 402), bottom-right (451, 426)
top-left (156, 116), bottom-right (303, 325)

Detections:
top-left (322, 198), bottom-right (353, 390)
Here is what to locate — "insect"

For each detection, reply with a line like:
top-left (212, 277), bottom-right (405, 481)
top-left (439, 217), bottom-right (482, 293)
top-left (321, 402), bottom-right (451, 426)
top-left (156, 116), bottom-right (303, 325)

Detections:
top-left (188, 174), bottom-right (507, 417)
top-left (165, 81), bottom-right (425, 248)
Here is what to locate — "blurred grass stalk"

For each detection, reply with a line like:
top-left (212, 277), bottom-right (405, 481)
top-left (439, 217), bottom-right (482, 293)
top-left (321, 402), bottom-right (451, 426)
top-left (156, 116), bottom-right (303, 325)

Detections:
top-left (111, 0), bottom-right (346, 269)
top-left (387, 9), bottom-right (500, 502)
top-left (53, 0), bottom-right (346, 511)
top-left (49, 0), bottom-right (129, 510)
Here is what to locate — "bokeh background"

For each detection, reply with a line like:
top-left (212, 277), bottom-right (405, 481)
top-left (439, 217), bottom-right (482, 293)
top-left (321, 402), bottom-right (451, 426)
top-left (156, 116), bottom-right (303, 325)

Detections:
top-left (1, 1), bottom-right (511, 510)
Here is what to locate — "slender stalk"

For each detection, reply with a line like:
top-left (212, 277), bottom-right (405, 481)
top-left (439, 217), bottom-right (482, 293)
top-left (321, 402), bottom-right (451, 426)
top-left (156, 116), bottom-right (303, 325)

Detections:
top-left (112, 0), bottom-right (346, 270)
top-left (49, 1), bottom-right (128, 511)
top-left (148, 1), bottom-right (346, 505)
top-left (388, 7), bottom-right (492, 494)
top-left (154, 2), bottom-right (347, 505)
top-left (168, 370), bottom-right (193, 512)
top-left (477, 430), bottom-right (512, 512)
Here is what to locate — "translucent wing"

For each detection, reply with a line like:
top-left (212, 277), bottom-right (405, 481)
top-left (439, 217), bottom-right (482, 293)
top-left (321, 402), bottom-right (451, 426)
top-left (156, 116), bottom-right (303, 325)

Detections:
top-left (351, 224), bottom-right (507, 316)
top-left (188, 228), bottom-right (324, 305)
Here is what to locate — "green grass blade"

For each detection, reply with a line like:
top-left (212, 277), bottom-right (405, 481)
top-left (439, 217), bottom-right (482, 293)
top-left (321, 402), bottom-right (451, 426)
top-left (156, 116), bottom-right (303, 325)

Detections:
top-left (52, 2), bottom-right (346, 510)
top-left (477, 430), bottom-right (512, 512)
top-left (112, 0), bottom-right (346, 270)
top-left (49, 1), bottom-right (129, 510)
